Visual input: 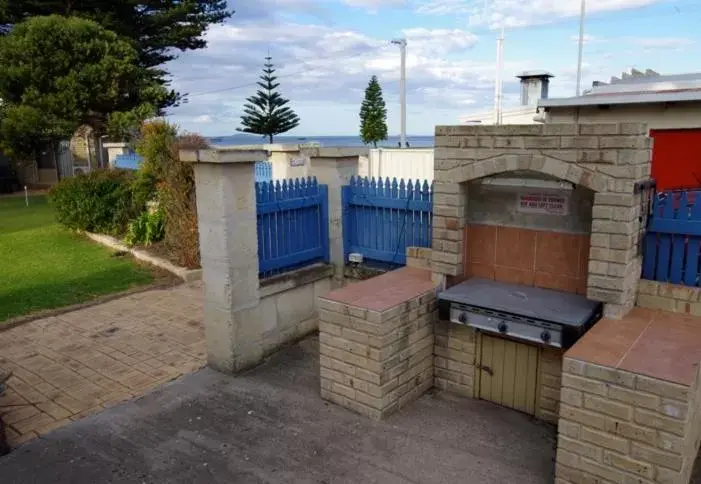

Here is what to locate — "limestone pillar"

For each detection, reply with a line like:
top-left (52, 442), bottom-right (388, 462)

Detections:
top-left (309, 148), bottom-right (368, 282)
top-left (181, 148), bottom-right (268, 373)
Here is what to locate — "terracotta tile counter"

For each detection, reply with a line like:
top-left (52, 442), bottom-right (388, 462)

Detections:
top-left (556, 308), bottom-right (701, 484)
top-left (317, 267), bottom-right (438, 419)
top-left (566, 308), bottom-right (701, 386)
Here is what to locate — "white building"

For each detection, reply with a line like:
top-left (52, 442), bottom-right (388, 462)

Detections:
top-left (459, 71), bottom-right (553, 125)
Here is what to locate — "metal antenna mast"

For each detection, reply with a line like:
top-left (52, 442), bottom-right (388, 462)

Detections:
top-left (391, 38), bottom-right (407, 148)
top-left (575, 0), bottom-right (587, 96)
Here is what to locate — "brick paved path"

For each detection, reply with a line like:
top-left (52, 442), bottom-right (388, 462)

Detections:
top-left (0, 282), bottom-right (205, 447)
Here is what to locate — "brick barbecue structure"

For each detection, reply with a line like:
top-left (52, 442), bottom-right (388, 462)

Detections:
top-left (319, 123), bottom-right (701, 484)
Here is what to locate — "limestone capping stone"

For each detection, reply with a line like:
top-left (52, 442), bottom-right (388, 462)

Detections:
top-left (637, 280), bottom-right (701, 316)
top-left (432, 123), bottom-right (652, 319)
top-left (555, 357), bottom-right (701, 484)
top-left (259, 263), bottom-right (334, 299)
top-left (318, 290), bottom-right (436, 419)
top-left (179, 148), bottom-right (268, 164)
top-left (303, 147), bottom-right (369, 158)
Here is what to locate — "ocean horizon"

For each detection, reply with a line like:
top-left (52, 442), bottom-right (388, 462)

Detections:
top-left (207, 134), bottom-right (434, 148)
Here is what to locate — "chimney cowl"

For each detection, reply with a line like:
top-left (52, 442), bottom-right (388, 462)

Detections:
top-left (516, 70), bottom-right (554, 106)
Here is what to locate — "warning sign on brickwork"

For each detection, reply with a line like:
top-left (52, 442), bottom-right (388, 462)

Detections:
top-left (517, 192), bottom-right (569, 215)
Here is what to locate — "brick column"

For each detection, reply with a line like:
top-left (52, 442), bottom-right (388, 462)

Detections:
top-left (181, 148), bottom-right (268, 373)
top-left (309, 148), bottom-right (368, 282)
top-left (431, 181), bottom-right (468, 288)
top-left (556, 358), bottom-right (698, 484)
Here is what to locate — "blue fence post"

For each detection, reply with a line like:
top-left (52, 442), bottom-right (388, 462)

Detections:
top-left (341, 184), bottom-right (351, 263)
top-left (319, 184), bottom-right (330, 264)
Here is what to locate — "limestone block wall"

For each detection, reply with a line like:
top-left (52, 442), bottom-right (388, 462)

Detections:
top-left (556, 357), bottom-right (698, 484)
top-left (318, 290), bottom-right (436, 419)
top-left (538, 348), bottom-right (564, 424)
top-left (257, 265), bottom-right (333, 356)
top-left (638, 280), bottom-right (701, 316)
top-left (434, 322), bottom-right (477, 398)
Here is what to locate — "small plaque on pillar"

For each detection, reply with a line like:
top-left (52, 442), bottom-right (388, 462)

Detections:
top-left (290, 156), bottom-right (308, 167)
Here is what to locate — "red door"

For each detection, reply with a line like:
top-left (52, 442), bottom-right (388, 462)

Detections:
top-left (650, 129), bottom-right (701, 191)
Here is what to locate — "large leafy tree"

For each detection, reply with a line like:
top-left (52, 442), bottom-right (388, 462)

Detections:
top-left (0, 15), bottom-right (169, 154)
top-left (238, 57), bottom-right (300, 143)
top-left (0, 0), bottom-right (232, 111)
top-left (359, 75), bottom-right (388, 148)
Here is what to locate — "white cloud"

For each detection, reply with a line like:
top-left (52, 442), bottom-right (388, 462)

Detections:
top-left (416, 0), bottom-right (664, 28)
top-left (627, 37), bottom-right (695, 50)
top-left (167, 21), bottom-right (488, 133)
top-left (343, 0), bottom-right (407, 10)
top-left (193, 115), bottom-right (213, 123)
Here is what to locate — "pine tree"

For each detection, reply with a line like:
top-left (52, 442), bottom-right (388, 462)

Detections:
top-left (359, 75), bottom-right (388, 148)
top-left (238, 57), bottom-right (300, 143)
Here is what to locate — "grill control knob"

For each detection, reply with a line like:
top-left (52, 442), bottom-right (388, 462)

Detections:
top-left (497, 322), bottom-right (508, 333)
top-left (541, 330), bottom-right (552, 343)
top-left (458, 313), bottom-right (467, 324)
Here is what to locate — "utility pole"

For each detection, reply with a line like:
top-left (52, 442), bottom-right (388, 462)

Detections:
top-left (575, 0), bottom-right (586, 96)
top-left (493, 26), bottom-right (505, 125)
top-left (391, 38), bottom-right (407, 148)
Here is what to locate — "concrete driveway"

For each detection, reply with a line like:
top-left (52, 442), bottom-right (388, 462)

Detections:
top-left (0, 336), bottom-right (558, 484)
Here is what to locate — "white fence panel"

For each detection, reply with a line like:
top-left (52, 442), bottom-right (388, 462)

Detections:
top-left (362, 149), bottom-right (434, 182)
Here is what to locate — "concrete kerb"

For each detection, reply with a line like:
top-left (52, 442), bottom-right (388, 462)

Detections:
top-left (85, 232), bottom-right (202, 282)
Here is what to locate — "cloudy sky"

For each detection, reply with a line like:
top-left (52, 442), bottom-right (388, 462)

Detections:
top-left (166, 0), bottom-right (701, 136)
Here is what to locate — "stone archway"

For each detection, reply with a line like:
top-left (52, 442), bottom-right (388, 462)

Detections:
top-left (431, 123), bottom-right (652, 319)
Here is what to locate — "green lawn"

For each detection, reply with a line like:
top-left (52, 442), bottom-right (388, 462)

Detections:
top-left (0, 195), bottom-right (155, 322)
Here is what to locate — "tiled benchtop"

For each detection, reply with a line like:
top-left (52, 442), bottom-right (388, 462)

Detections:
top-left (566, 307), bottom-right (701, 385)
top-left (322, 267), bottom-right (436, 312)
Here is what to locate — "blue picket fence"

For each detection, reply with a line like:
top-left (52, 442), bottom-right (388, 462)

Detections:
top-left (342, 176), bottom-right (432, 266)
top-left (113, 153), bottom-right (143, 170)
top-left (256, 177), bottom-right (329, 278)
top-left (642, 189), bottom-right (701, 287)
top-left (255, 161), bottom-right (272, 183)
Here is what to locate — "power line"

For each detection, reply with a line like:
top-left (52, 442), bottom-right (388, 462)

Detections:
top-left (180, 45), bottom-right (392, 98)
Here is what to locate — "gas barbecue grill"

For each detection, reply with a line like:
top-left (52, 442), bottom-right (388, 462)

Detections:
top-left (438, 279), bottom-right (603, 350)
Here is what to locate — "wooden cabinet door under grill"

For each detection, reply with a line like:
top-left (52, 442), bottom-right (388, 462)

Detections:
top-left (477, 334), bottom-right (539, 415)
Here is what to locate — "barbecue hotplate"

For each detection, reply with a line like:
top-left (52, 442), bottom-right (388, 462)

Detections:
top-left (438, 279), bottom-right (603, 349)
top-left (441, 278), bottom-right (600, 327)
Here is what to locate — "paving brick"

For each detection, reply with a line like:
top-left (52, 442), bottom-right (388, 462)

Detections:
top-left (583, 363), bottom-right (636, 388)
top-left (607, 386), bottom-right (659, 411)
top-left (561, 374), bottom-right (608, 396)
top-left (604, 418), bottom-right (656, 446)
top-left (635, 376), bottom-right (688, 401)
top-left (580, 426), bottom-right (630, 454)
top-left (559, 435), bottom-right (603, 462)
top-left (578, 456), bottom-right (626, 484)
top-left (559, 404), bottom-right (607, 431)
top-left (634, 409), bottom-right (686, 436)
top-left (603, 451), bottom-right (654, 479)
top-left (584, 394), bottom-right (633, 420)
top-left (630, 443), bottom-right (683, 471)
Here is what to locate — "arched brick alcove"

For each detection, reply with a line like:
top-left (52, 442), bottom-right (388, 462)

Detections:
top-left (431, 123), bottom-right (652, 319)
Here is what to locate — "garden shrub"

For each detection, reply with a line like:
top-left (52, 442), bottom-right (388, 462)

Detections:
top-left (124, 209), bottom-right (165, 247)
top-left (49, 169), bottom-right (140, 235)
top-left (135, 121), bottom-right (207, 268)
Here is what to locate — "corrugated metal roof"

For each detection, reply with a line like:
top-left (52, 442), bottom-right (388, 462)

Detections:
top-left (538, 69), bottom-right (701, 108)
top-left (538, 89), bottom-right (701, 108)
